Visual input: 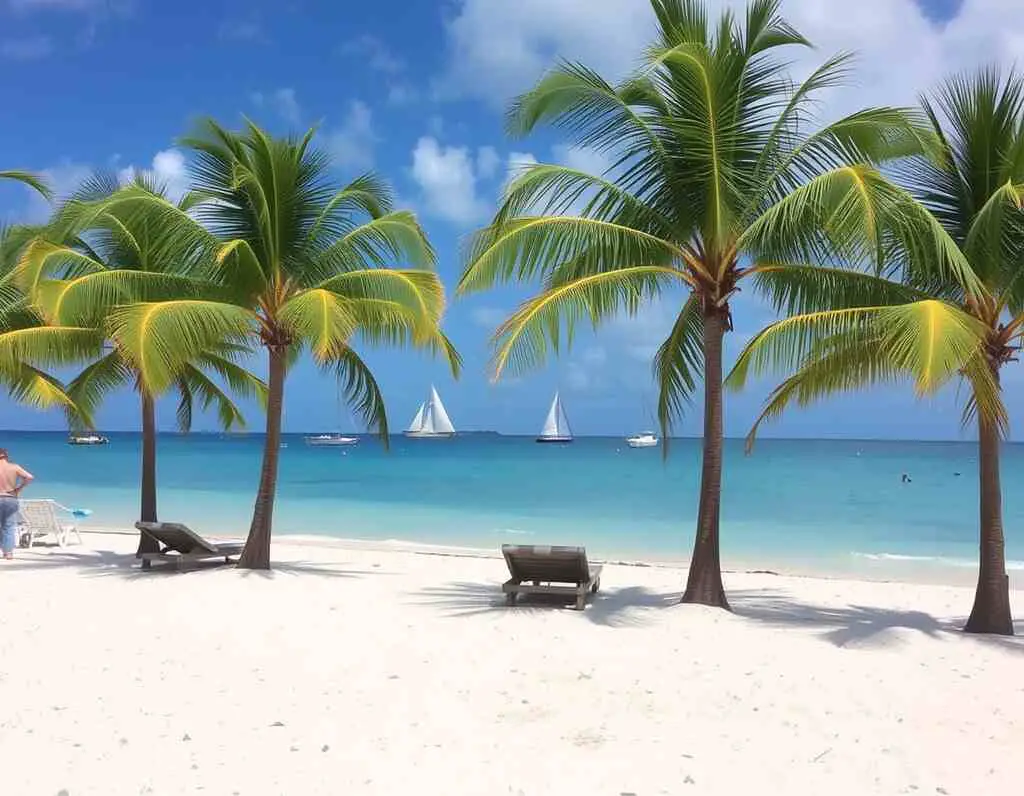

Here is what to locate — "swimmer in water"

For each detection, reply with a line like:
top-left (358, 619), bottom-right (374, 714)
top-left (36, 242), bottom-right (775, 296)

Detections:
top-left (901, 473), bottom-right (912, 483)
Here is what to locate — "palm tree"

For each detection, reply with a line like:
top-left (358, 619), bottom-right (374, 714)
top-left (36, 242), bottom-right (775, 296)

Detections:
top-left (457, 0), bottom-right (951, 608)
top-left (18, 175), bottom-right (266, 550)
top-left (98, 120), bottom-right (459, 569)
top-left (729, 68), bottom-right (1024, 636)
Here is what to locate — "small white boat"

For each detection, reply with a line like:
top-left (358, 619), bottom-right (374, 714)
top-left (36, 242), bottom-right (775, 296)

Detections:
top-left (626, 431), bottom-right (659, 448)
top-left (536, 393), bottom-right (573, 443)
top-left (405, 386), bottom-right (456, 439)
top-left (68, 432), bottom-right (109, 446)
top-left (304, 434), bottom-right (359, 447)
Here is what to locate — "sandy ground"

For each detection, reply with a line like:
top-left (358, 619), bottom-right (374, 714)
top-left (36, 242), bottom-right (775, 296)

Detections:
top-left (1, 532), bottom-right (1022, 796)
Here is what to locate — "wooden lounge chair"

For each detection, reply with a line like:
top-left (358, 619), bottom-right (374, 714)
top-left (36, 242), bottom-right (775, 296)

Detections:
top-left (501, 544), bottom-right (602, 610)
top-left (135, 522), bottom-right (244, 570)
top-left (18, 499), bottom-right (84, 548)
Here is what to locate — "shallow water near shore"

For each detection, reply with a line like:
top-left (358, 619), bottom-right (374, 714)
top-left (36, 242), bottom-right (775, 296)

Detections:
top-left (5, 430), bottom-right (1022, 582)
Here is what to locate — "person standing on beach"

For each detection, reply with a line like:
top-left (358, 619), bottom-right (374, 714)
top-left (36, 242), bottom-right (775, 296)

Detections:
top-left (0, 448), bottom-right (33, 559)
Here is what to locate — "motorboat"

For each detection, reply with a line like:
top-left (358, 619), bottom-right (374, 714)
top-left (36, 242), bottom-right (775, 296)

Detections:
top-left (626, 431), bottom-right (659, 448)
top-left (68, 432), bottom-right (109, 446)
top-left (304, 434), bottom-right (359, 447)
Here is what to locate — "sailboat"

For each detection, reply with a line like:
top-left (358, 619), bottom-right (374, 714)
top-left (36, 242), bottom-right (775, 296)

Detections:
top-left (405, 386), bottom-right (456, 439)
top-left (536, 392), bottom-right (573, 443)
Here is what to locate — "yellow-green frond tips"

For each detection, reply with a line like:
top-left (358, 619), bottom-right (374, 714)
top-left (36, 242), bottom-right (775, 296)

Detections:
top-left (491, 266), bottom-right (690, 379)
top-left (107, 300), bottom-right (254, 394)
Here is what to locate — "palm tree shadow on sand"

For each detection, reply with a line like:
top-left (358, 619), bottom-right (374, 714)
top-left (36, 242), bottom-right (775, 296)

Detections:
top-left (5, 547), bottom-right (374, 580)
top-left (416, 580), bottom-right (1024, 651)
top-left (415, 581), bottom-right (678, 628)
top-left (728, 589), bottom-right (1024, 654)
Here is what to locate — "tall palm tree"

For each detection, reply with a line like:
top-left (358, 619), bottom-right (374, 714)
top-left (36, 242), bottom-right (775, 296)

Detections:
top-left (729, 68), bottom-right (1024, 636)
top-left (98, 121), bottom-right (459, 569)
top-left (457, 0), bottom-right (956, 608)
top-left (18, 174), bottom-right (266, 550)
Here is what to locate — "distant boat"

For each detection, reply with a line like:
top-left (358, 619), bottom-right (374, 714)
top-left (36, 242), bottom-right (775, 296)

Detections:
top-left (405, 386), bottom-right (456, 439)
top-left (626, 431), bottom-right (659, 448)
top-left (536, 393), bottom-right (573, 443)
top-left (304, 434), bottom-right (359, 447)
top-left (68, 432), bottom-right (108, 446)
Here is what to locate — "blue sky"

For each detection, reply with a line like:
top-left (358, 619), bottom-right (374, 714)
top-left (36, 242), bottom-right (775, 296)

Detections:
top-left (2, 0), bottom-right (1022, 439)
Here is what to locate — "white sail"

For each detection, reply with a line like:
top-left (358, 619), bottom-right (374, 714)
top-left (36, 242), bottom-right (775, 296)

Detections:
top-left (407, 403), bottom-right (426, 433)
top-left (539, 393), bottom-right (572, 439)
top-left (405, 386), bottom-right (455, 437)
top-left (427, 386), bottom-right (455, 434)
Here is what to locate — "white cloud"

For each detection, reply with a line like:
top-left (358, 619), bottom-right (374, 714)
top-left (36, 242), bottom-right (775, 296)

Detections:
top-left (504, 150), bottom-right (537, 189)
top-left (326, 101), bottom-right (376, 171)
top-left (0, 35), bottom-right (52, 59)
top-left (20, 160), bottom-right (91, 222)
top-left (476, 146), bottom-right (501, 179)
top-left (410, 137), bottom-right (489, 224)
top-left (438, 0), bottom-right (1024, 119)
top-left (251, 88), bottom-right (301, 125)
top-left (438, 0), bottom-right (652, 105)
top-left (117, 148), bottom-right (190, 203)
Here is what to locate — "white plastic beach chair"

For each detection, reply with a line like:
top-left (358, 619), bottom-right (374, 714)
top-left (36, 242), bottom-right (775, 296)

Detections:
top-left (18, 499), bottom-right (84, 548)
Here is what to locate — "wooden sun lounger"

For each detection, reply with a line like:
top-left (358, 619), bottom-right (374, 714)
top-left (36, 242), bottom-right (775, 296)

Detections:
top-left (135, 522), bottom-right (244, 570)
top-left (501, 544), bottom-right (602, 610)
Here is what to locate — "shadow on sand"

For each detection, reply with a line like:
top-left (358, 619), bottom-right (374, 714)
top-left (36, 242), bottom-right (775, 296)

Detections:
top-left (415, 580), bottom-right (678, 628)
top-left (728, 588), bottom-right (1024, 654)
top-left (416, 580), bottom-right (1024, 652)
top-left (5, 545), bottom-right (375, 580)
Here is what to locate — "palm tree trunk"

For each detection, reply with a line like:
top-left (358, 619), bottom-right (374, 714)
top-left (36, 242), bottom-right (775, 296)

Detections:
top-left (681, 304), bottom-right (730, 609)
top-left (965, 372), bottom-right (1014, 635)
top-left (136, 389), bottom-right (160, 556)
top-left (238, 345), bottom-right (287, 570)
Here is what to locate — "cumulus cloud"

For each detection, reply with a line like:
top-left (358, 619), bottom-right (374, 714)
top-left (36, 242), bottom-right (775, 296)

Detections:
top-left (117, 148), bottom-right (190, 203)
top-left (437, 0), bottom-right (652, 105)
top-left (410, 137), bottom-right (490, 224)
top-left (326, 101), bottom-right (376, 171)
top-left (438, 0), bottom-right (1024, 116)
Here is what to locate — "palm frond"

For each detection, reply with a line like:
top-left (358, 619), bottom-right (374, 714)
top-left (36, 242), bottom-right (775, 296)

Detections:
top-left (0, 170), bottom-right (51, 199)
top-left (107, 300), bottom-right (255, 394)
top-left (491, 266), bottom-right (690, 378)
top-left (322, 345), bottom-right (389, 446)
top-left (654, 292), bottom-right (703, 456)
top-left (459, 216), bottom-right (688, 295)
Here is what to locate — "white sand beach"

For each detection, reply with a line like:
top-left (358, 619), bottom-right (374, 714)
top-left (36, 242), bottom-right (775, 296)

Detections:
top-left (1, 532), bottom-right (1022, 796)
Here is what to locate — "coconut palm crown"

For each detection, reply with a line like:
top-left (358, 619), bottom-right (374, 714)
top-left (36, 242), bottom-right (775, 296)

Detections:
top-left (730, 68), bottom-right (1024, 636)
top-left (84, 120), bottom-right (460, 569)
top-left (457, 0), bottom-right (977, 609)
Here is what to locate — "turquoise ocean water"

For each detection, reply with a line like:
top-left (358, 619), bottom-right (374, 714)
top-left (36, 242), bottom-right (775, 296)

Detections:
top-left (5, 431), bottom-right (1022, 578)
